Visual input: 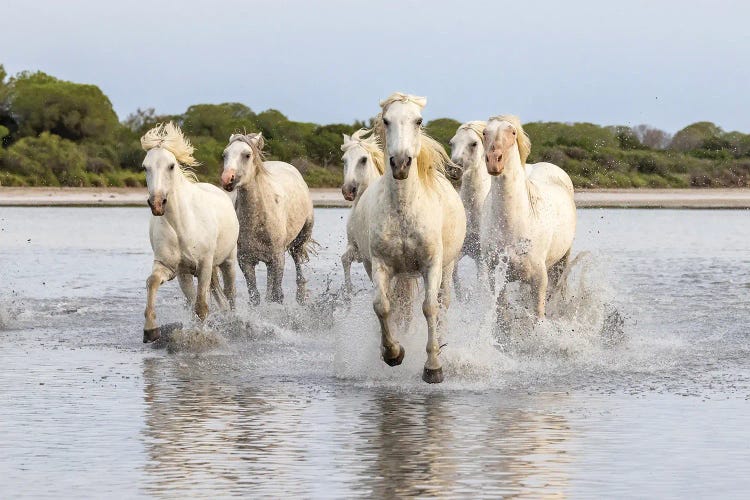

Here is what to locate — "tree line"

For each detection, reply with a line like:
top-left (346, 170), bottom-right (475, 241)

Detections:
top-left (2, 64), bottom-right (750, 189)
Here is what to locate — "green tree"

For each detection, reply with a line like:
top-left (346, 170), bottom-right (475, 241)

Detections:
top-left (7, 71), bottom-right (119, 142)
top-left (670, 122), bottom-right (722, 152)
top-left (3, 132), bottom-right (88, 186)
top-left (304, 123), bottom-right (357, 167)
top-left (182, 103), bottom-right (257, 142)
top-left (425, 118), bottom-right (461, 149)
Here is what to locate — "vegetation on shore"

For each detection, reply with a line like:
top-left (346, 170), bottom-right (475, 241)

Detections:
top-left (2, 64), bottom-right (750, 189)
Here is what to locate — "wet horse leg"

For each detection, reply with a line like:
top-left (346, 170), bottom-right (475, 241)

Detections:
top-left (143, 261), bottom-right (175, 343)
top-left (373, 260), bottom-right (404, 366)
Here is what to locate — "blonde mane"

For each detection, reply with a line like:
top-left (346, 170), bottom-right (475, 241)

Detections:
top-left (140, 122), bottom-right (199, 181)
top-left (458, 120), bottom-right (487, 141)
top-left (377, 92), bottom-right (448, 188)
top-left (341, 128), bottom-right (385, 175)
top-left (488, 115), bottom-right (531, 165)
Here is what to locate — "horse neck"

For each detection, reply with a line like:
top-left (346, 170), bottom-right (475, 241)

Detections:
top-left (162, 173), bottom-right (195, 235)
top-left (384, 163), bottom-right (423, 207)
top-left (354, 165), bottom-right (380, 203)
top-left (490, 146), bottom-right (532, 225)
top-left (236, 168), bottom-right (272, 220)
top-left (460, 150), bottom-right (491, 199)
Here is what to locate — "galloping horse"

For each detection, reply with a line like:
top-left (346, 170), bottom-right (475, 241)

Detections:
top-left (141, 122), bottom-right (239, 342)
top-left (449, 121), bottom-right (490, 296)
top-left (340, 129), bottom-right (384, 296)
top-left (481, 115), bottom-right (576, 317)
top-left (221, 133), bottom-right (316, 305)
top-left (356, 92), bottom-right (466, 383)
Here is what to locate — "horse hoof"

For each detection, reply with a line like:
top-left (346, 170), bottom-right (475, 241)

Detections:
top-left (422, 367), bottom-right (444, 384)
top-left (143, 322), bottom-right (183, 344)
top-left (383, 345), bottom-right (405, 367)
top-left (143, 327), bottom-right (161, 343)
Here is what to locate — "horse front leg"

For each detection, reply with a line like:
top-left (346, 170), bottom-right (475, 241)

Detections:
top-left (373, 260), bottom-right (404, 366)
top-left (239, 256), bottom-right (260, 306)
top-left (290, 248), bottom-right (308, 305)
top-left (422, 257), bottom-right (445, 384)
top-left (143, 261), bottom-right (175, 343)
top-left (529, 260), bottom-right (549, 318)
top-left (194, 260), bottom-right (213, 321)
top-left (267, 253), bottom-right (285, 304)
top-left (341, 245), bottom-right (356, 299)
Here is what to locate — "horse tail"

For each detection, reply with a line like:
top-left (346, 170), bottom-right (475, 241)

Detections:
top-left (554, 250), bottom-right (592, 303)
top-left (391, 276), bottom-right (420, 328)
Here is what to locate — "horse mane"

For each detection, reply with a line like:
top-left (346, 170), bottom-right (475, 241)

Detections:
top-left (376, 92), bottom-right (448, 188)
top-left (341, 128), bottom-right (385, 175)
top-left (458, 120), bottom-right (487, 141)
top-left (140, 122), bottom-right (199, 182)
top-left (228, 133), bottom-right (267, 176)
top-left (488, 114), bottom-right (531, 165)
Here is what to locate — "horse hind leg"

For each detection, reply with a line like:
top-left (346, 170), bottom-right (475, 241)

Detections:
top-left (219, 251), bottom-right (237, 310)
top-left (210, 267), bottom-right (230, 311)
top-left (267, 254), bottom-right (286, 304)
top-left (177, 272), bottom-right (196, 306)
top-left (290, 218), bottom-right (315, 304)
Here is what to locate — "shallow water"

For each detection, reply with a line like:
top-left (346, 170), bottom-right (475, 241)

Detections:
top-left (1, 207), bottom-right (749, 498)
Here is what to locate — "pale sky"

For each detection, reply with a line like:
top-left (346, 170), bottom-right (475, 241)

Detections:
top-left (2, 0), bottom-right (749, 133)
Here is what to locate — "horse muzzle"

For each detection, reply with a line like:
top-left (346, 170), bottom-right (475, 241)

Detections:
top-left (390, 154), bottom-right (412, 180)
top-left (341, 184), bottom-right (357, 201)
top-left (148, 195), bottom-right (167, 216)
top-left (486, 152), bottom-right (504, 176)
top-left (221, 170), bottom-right (236, 192)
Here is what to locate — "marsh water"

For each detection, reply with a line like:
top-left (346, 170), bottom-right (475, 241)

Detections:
top-left (1, 207), bottom-right (749, 498)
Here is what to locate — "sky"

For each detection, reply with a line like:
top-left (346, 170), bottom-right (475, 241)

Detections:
top-left (2, 0), bottom-right (749, 133)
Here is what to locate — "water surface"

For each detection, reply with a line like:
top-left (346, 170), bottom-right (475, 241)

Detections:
top-left (1, 207), bottom-right (749, 498)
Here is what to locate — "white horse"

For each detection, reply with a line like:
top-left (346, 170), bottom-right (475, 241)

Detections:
top-left (449, 121), bottom-right (491, 296)
top-left (340, 129), bottom-right (384, 295)
top-left (141, 122), bottom-right (239, 342)
top-left (481, 115), bottom-right (576, 317)
top-left (356, 92), bottom-right (466, 383)
top-left (221, 133), bottom-right (315, 305)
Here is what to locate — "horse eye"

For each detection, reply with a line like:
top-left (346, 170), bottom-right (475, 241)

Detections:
top-left (416, 118), bottom-right (423, 126)
top-left (470, 141), bottom-right (477, 148)
top-left (383, 119), bottom-right (390, 127)
top-left (169, 164), bottom-right (175, 170)
top-left (359, 157), bottom-right (367, 165)
top-left (245, 153), bottom-right (252, 159)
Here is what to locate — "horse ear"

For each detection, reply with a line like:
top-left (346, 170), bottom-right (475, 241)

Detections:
top-left (343, 133), bottom-right (351, 143)
top-left (247, 132), bottom-right (264, 150)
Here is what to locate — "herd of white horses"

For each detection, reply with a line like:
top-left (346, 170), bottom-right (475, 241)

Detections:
top-left (139, 92), bottom-right (577, 384)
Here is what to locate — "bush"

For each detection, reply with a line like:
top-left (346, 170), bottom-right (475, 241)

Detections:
top-left (2, 132), bottom-right (88, 186)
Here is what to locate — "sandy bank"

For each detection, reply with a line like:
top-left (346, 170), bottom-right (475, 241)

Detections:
top-left (2, 187), bottom-right (750, 209)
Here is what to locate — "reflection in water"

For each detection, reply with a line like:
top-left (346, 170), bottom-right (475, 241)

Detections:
top-left (141, 356), bottom-right (573, 497)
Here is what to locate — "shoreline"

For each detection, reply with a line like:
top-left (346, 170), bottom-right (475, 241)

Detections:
top-left (2, 187), bottom-right (750, 209)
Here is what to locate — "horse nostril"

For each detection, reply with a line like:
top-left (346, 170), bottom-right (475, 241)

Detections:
top-left (406, 157), bottom-right (412, 167)
top-left (389, 157), bottom-right (396, 168)
top-left (486, 155), bottom-right (490, 163)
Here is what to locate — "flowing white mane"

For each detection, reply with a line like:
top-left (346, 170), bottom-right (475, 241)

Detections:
top-left (140, 122), bottom-right (199, 181)
top-left (341, 128), bottom-right (384, 175)
top-left (458, 120), bottom-right (487, 140)
top-left (376, 92), bottom-right (449, 187)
